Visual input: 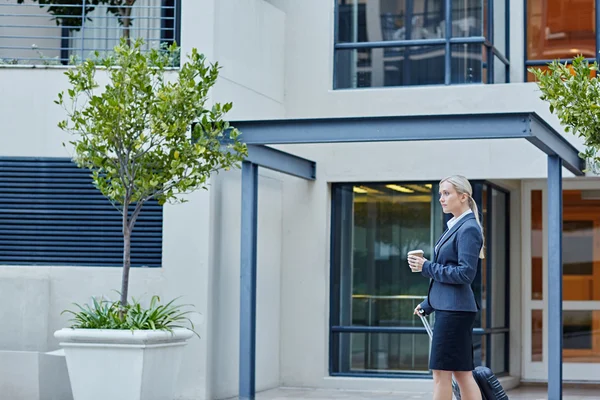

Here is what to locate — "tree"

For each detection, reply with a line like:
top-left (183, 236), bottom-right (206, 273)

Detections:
top-left (17, 0), bottom-right (138, 43)
top-left (529, 56), bottom-right (600, 172)
top-left (56, 38), bottom-right (247, 306)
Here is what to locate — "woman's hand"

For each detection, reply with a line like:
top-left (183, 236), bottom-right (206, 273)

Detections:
top-left (414, 304), bottom-right (423, 315)
top-left (408, 255), bottom-right (426, 272)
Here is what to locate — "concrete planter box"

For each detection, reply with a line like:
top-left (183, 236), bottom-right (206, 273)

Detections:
top-left (54, 328), bottom-right (193, 400)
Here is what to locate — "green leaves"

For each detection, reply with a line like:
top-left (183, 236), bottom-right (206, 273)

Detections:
top-left (57, 37), bottom-right (247, 219)
top-left (529, 56), bottom-right (600, 172)
top-left (56, 37), bottom-right (247, 307)
top-left (62, 295), bottom-right (198, 336)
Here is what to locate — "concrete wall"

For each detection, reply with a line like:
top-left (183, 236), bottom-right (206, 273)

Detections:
top-left (0, 1), bottom-right (285, 399)
top-left (206, 1), bottom-right (286, 398)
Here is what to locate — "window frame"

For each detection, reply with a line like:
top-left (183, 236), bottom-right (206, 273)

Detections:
top-left (333, 0), bottom-right (511, 89)
top-left (328, 180), bottom-right (511, 377)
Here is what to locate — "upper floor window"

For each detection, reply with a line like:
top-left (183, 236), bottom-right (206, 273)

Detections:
top-left (334, 0), bottom-right (509, 89)
top-left (0, 0), bottom-right (180, 67)
top-left (525, 0), bottom-right (597, 81)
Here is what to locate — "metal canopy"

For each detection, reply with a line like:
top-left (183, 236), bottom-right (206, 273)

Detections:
top-left (235, 112), bottom-right (582, 400)
top-left (233, 112), bottom-right (584, 176)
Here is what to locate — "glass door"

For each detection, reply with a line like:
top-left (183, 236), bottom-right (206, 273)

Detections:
top-left (561, 191), bottom-right (600, 371)
top-left (523, 186), bottom-right (600, 381)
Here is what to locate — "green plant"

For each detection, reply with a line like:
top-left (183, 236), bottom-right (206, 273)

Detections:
top-left (63, 295), bottom-right (198, 336)
top-left (529, 56), bottom-right (599, 172)
top-left (57, 38), bottom-right (247, 308)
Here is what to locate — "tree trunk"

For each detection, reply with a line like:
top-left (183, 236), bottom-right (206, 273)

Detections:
top-left (122, 9), bottom-right (132, 46)
top-left (121, 1), bottom-right (135, 46)
top-left (120, 214), bottom-right (132, 307)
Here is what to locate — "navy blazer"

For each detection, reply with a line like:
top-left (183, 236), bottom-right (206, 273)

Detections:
top-left (419, 213), bottom-right (482, 315)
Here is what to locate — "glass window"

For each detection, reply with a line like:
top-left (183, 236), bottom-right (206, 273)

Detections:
top-left (490, 188), bottom-right (508, 329)
top-left (562, 190), bottom-right (600, 363)
top-left (335, 46), bottom-right (447, 88)
top-left (532, 309), bottom-right (543, 362)
top-left (451, 44), bottom-right (484, 84)
top-left (334, 0), bottom-right (509, 88)
top-left (525, 0), bottom-right (596, 81)
top-left (331, 182), bottom-right (441, 374)
top-left (452, 0), bottom-right (483, 37)
top-left (491, 333), bottom-right (508, 374)
top-left (330, 181), bottom-right (510, 376)
top-left (337, 0), bottom-right (445, 43)
top-left (531, 190), bottom-right (543, 300)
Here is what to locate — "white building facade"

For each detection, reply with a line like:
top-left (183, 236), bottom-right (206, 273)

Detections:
top-left (0, 0), bottom-right (598, 399)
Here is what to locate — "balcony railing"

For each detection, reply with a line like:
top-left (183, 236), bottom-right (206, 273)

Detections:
top-left (0, 0), bottom-right (180, 66)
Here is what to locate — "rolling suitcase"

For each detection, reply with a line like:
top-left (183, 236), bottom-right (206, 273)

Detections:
top-left (418, 312), bottom-right (509, 400)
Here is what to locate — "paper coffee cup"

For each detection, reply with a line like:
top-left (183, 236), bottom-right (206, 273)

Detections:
top-left (407, 249), bottom-right (424, 258)
top-left (407, 250), bottom-right (424, 272)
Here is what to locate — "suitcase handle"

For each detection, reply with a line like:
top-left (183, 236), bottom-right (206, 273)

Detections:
top-left (419, 313), bottom-right (434, 338)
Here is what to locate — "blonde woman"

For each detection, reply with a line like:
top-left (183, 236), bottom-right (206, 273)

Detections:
top-left (408, 175), bottom-right (484, 400)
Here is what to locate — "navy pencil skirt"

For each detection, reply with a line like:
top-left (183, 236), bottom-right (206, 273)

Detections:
top-left (429, 310), bottom-right (476, 371)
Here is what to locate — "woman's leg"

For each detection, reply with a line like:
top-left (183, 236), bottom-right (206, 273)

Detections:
top-left (432, 369), bottom-right (453, 400)
top-left (453, 371), bottom-right (482, 400)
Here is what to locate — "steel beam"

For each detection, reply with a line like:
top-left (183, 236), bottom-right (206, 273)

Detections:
top-left (246, 145), bottom-right (315, 180)
top-left (233, 112), bottom-right (583, 176)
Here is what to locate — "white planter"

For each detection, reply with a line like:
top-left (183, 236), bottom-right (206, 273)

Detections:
top-left (54, 328), bottom-right (194, 400)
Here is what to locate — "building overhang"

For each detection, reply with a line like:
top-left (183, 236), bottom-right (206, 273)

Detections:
top-left (233, 112), bottom-right (584, 177)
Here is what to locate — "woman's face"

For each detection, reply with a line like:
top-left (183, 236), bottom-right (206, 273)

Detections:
top-left (439, 180), bottom-right (468, 215)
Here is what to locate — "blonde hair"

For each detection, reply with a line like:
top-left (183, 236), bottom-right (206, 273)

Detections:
top-left (440, 175), bottom-right (485, 259)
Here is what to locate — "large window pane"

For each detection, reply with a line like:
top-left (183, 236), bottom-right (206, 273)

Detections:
top-left (335, 46), bottom-right (446, 88)
top-left (561, 190), bottom-right (600, 363)
top-left (351, 183), bottom-right (437, 302)
top-left (473, 333), bottom-right (485, 367)
top-left (526, 0), bottom-right (596, 61)
top-left (331, 181), bottom-right (509, 375)
top-left (493, 0), bottom-right (507, 54)
top-left (491, 333), bottom-right (507, 374)
top-left (478, 184), bottom-right (488, 329)
top-left (493, 56), bottom-right (507, 84)
top-left (331, 182), bottom-right (443, 375)
top-left (532, 309), bottom-right (543, 362)
top-left (451, 44), bottom-right (483, 84)
top-left (332, 332), bottom-right (431, 373)
top-left (563, 310), bottom-right (600, 362)
top-left (337, 0), bottom-right (445, 43)
top-left (491, 189), bottom-right (507, 328)
top-left (452, 0), bottom-right (483, 37)
top-left (531, 190), bottom-right (543, 300)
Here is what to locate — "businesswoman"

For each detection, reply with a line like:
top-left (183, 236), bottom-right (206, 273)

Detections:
top-left (408, 175), bottom-right (484, 400)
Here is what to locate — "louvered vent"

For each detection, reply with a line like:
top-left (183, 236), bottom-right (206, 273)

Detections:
top-left (0, 158), bottom-right (162, 267)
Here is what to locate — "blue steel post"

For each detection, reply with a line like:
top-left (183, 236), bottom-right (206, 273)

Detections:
top-left (444, 0), bottom-right (451, 84)
top-left (547, 155), bottom-right (563, 400)
top-left (239, 161), bottom-right (258, 400)
top-left (487, 0), bottom-right (494, 84)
